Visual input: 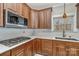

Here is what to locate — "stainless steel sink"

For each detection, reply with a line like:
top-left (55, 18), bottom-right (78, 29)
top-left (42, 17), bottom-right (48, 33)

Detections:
top-left (55, 37), bottom-right (78, 41)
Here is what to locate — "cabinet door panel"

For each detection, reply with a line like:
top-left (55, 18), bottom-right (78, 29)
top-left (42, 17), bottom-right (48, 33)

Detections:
top-left (11, 44), bottom-right (25, 56)
top-left (42, 39), bottom-right (53, 56)
top-left (0, 3), bottom-right (3, 27)
top-left (33, 39), bottom-right (37, 55)
top-left (25, 41), bottom-right (33, 56)
top-left (4, 3), bottom-right (17, 12)
top-left (0, 51), bottom-right (10, 56)
top-left (16, 3), bottom-right (22, 16)
top-left (39, 8), bottom-right (52, 29)
top-left (36, 39), bottom-right (42, 54)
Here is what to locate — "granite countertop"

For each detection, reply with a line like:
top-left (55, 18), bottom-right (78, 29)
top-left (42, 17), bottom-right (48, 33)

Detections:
top-left (0, 36), bottom-right (79, 54)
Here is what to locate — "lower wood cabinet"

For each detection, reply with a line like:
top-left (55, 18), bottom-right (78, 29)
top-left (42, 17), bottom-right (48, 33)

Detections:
top-left (53, 40), bottom-right (79, 56)
top-left (24, 40), bottom-right (33, 56)
top-left (32, 39), bottom-right (37, 55)
top-left (0, 51), bottom-right (11, 56)
top-left (11, 44), bottom-right (25, 56)
top-left (36, 39), bottom-right (42, 54)
top-left (1, 38), bottom-right (79, 56)
top-left (52, 40), bottom-right (67, 56)
top-left (41, 39), bottom-right (53, 56)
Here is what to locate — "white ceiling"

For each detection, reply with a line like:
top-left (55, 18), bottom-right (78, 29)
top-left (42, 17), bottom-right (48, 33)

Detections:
top-left (27, 3), bottom-right (62, 10)
top-left (27, 3), bottom-right (76, 10)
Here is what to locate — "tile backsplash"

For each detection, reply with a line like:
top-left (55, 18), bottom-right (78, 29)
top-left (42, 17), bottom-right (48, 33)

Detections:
top-left (0, 28), bottom-right (79, 41)
top-left (0, 28), bottom-right (33, 41)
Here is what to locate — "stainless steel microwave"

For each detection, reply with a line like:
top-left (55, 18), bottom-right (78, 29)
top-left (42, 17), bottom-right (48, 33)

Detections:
top-left (4, 9), bottom-right (28, 28)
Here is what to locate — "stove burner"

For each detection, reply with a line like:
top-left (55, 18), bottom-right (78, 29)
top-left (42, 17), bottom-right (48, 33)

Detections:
top-left (0, 37), bottom-right (31, 47)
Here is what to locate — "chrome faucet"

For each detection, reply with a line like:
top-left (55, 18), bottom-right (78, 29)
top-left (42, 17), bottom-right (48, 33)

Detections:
top-left (62, 30), bottom-right (66, 37)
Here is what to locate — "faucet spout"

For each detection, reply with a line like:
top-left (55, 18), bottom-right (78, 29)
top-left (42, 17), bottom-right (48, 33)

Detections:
top-left (63, 30), bottom-right (66, 37)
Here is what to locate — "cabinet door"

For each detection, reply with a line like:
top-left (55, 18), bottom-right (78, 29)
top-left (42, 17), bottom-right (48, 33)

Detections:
top-left (22, 4), bottom-right (30, 19)
top-left (0, 51), bottom-right (10, 56)
top-left (36, 39), bottom-right (42, 54)
top-left (53, 40), bottom-right (67, 56)
top-left (4, 3), bottom-right (17, 12)
top-left (25, 40), bottom-right (33, 56)
top-left (30, 10), bottom-right (39, 29)
top-left (41, 39), bottom-right (53, 56)
top-left (39, 8), bottom-right (52, 29)
top-left (11, 44), bottom-right (25, 56)
top-left (39, 11), bottom-right (45, 29)
top-left (16, 3), bottom-right (22, 16)
top-left (65, 42), bottom-right (79, 56)
top-left (32, 39), bottom-right (37, 55)
top-left (0, 3), bottom-right (3, 27)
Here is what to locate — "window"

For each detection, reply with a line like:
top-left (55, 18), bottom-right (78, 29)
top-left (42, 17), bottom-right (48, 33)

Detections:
top-left (52, 16), bottom-right (74, 32)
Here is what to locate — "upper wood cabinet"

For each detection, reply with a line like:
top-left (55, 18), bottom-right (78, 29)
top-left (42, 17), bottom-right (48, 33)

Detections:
top-left (30, 8), bottom-right (52, 29)
top-left (16, 3), bottom-right (22, 16)
top-left (22, 4), bottom-right (31, 28)
top-left (30, 10), bottom-right (39, 29)
top-left (4, 3), bottom-right (23, 16)
top-left (22, 4), bottom-right (30, 19)
top-left (39, 8), bottom-right (52, 29)
top-left (3, 3), bottom-right (31, 28)
top-left (4, 3), bottom-right (17, 12)
top-left (0, 3), bottom-right (3, 27)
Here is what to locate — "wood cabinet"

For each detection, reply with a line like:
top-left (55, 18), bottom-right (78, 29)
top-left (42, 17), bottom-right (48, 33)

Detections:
top-left (38, 8), bottom-right (52, 29)
top-left (22, 3), bottom-right (31, 28)
top-left (30, 8), bottom-right (52, 29)
top-left (0, 3), bottom-right (3, 27)
top-left (41, 39), bottom-right (53, 56)
top-left (36, 39), bottom-right (42, 54)
top-left (22, 4), bottom-right (30, 19)
top-left (30, 10), bottom-right (39, 29)
top-left (15, 3), bottom-right (22, 16)
top-left (4, 3), bottom-right (23, 16)
top-left (1, 38), bottom-right (79, 56)
top-left (65, 42), bottom-right (79, 56)
top-left (11, 44), bottom-right (25, 56)
top-left (3, 3), bottom-right (31, 28)
top-left (24, 40), bottom-right (33, 56)
top-left (32, 39), bottom-right (37, 55)
top-left (53, 40), bottom-right (79, 56)
top-left (32, 38), bottom-right (42, 55)
top-left (4, 3), bottom-right (17, 12)
top-left (4, 3), bottom-right (31, 19)
top-left (53, 40), bottom-right (67, 56)
top-left (11, 40), bottom-right (33, 56)
top-left (0, 51), bottom-right (10, 56)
